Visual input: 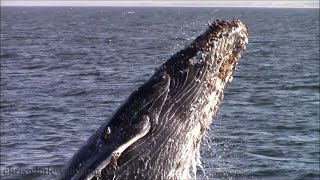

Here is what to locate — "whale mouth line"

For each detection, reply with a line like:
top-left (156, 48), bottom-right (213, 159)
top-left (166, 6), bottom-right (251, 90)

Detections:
top-left (58, 19), bottom-right (249, 180)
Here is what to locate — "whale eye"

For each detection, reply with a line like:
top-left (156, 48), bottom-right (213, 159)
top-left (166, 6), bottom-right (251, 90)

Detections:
top-left (160, 75), bottom-right (165, 79)
top-left (157, 73), bottom-right (168, 81)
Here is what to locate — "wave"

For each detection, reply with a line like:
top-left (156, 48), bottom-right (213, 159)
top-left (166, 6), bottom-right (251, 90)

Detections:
top-left (281, 84), bottom-right (320, 91)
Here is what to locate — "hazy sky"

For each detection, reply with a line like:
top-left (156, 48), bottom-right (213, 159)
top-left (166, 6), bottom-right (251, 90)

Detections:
top-left (1, 0), bottom-right (319, 8)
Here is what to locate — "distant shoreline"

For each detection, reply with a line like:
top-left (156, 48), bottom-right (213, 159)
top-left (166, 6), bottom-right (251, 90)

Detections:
top-left (1, 1), bottom-right (319, 9)
top-left (1, 6), bottom-right (320, 9)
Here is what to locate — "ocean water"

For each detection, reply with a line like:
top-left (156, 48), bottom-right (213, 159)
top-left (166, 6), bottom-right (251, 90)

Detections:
top-left (0, 7), bottom-right (319, 180)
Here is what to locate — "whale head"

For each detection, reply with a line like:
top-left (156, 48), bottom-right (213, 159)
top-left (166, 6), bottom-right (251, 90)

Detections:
top-left (58, 19), bottom-right (248, 180)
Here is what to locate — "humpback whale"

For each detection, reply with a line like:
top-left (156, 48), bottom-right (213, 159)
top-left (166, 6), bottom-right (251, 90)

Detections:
top-left (58, 19), bottom-right (248, 180)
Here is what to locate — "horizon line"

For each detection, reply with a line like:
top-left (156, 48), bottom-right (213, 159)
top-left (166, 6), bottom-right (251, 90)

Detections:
top-left (1, 1), bottom-right (319, 8)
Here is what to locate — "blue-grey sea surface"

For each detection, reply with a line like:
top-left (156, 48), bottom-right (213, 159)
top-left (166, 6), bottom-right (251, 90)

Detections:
top-left (1, 7), bottom-right (319, 180)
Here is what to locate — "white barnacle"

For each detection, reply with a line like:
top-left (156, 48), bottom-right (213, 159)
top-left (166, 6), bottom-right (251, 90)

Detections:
top-left (201, 52), bottom-right (206, 59)
top-left (228, 76), bottom-right (233, 83)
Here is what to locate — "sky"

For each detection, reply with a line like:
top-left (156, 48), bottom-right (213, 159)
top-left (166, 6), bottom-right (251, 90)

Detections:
top-left (1, 0), bottom-right (319, 8)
